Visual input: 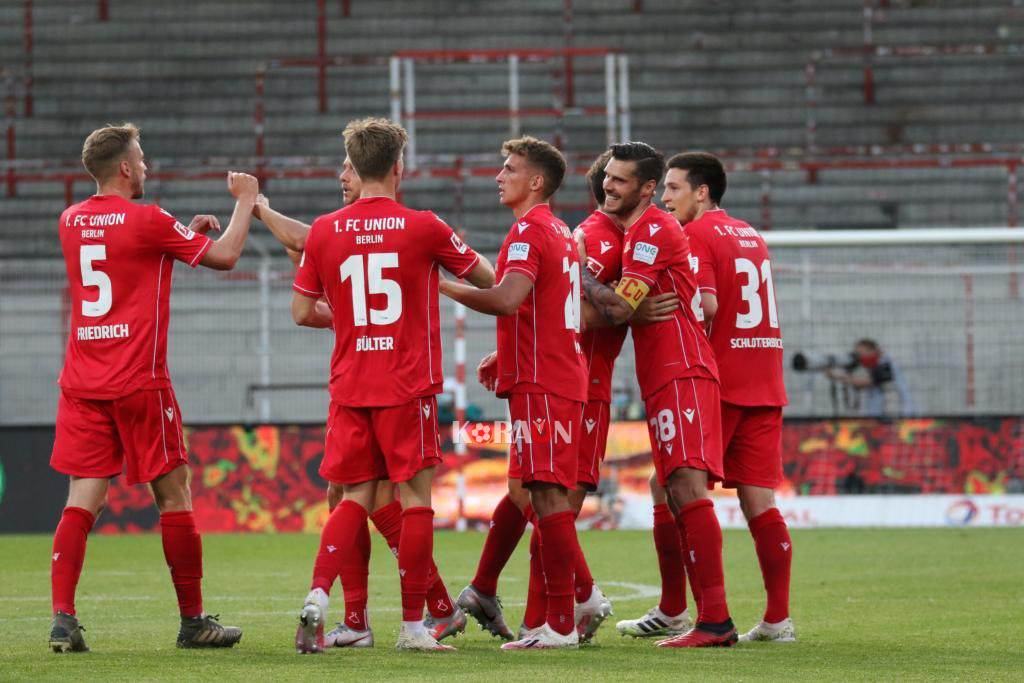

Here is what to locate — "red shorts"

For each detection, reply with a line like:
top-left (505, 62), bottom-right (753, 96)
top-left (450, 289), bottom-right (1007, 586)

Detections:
top-left (50, 387), bottom-right (187, 486)
top-left (644, 378), bottom-right (723, 486)
top-left (506, 393), bottom-right (583, 490)
top-left (577, 400), bottom-right (610, 490)
top-left (721, 402), bottom-right (784, 489)
top-left (322, 396), bottom-right (442, 485)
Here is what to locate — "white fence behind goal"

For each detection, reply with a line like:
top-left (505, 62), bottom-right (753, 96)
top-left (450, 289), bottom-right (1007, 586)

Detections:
top-left (1, 228), bottom-right (1022, 425)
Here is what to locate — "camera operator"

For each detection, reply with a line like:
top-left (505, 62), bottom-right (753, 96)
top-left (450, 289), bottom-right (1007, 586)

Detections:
top-left (824, 339), bottom-right (915, 417)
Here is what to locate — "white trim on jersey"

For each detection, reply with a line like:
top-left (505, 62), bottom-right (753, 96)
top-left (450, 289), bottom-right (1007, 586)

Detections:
top-left (292, 283), bottom-right (324, 297)
top-left (689, 378), bottom-right (707, 463)
top-left (525, 396), bottom-right (535, 475)
top-left (157, 389), bottom-right (169, 464)
top-left (454, 253), bottom-right (481, 279)
top-left (590, 402), bottom-right (603, 480)
top-left (426, 264), bottom-right (435, 383)
top-left (171, 389), bottom-right (185, 462)
top-left (665, 270), bottom-right (699, 369)
top-left (152, 255), bottom-right (166, 379)
top-left (531, 288), bottom-right (537, 384)
top-left (543, 394), bottom-right (554, 474)
top-left (418, 398), bottom-right (426, 464)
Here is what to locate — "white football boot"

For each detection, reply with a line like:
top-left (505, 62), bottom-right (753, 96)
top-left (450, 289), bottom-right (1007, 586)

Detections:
top-left (738, 618), bottom-right (796, 643)
top-left (500, 623), bottom-right (579, 650)
top-left (574, 584), bottom-right (613, 643)
top-left (615, 606), bottom-right (693, 638)
top-left (395, 622), bottom-right (455, 652)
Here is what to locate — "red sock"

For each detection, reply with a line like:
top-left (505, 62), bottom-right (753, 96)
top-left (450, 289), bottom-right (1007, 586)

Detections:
top-left (311, 500), bottom-right (368, 594)
top-left (652, 503), bottom-right (687, 616)
top-left (676, 513), bottom-right (702, 614)
top-left (677, 499), bottom-right (730, 624)
top-left (371, 501), bottom-right (454, 619)
top-left (160, 511), bottom-right (204, 618)
top-left (522, 526), bottom-right (547, 629)
top-left (399, 507), bottom-right (434, 622)
top-left (749, 508), bottom-right (792, 623)
top-left (573, 531), bottom-right (594, 604)
top-left (340, 516), bottom-right (371, 630)
top-left (538, 511), bottom-right (577, 635)
top-left (51, 507), bottom-right (95, 616)
top-left (470, 495), bottom-right (528, 596)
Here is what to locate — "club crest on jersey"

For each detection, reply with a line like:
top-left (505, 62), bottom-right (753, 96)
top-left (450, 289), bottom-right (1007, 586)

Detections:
top-left (599, 240), bottom-right (613, 254)
top-left (517, 221), bottom-right (530, 234)
top-left (450, 233), bottom-right (469, 254)
top-left (649, 223), bottom-right (662, 236)
top-left (172, 222), bottom-right (196, 240)
top-left (586, 256), bottom-right (605, 277)
top-left (507, 242), bottom-right (530, 262)
top-left (633, 242), bottom-right (659, 265)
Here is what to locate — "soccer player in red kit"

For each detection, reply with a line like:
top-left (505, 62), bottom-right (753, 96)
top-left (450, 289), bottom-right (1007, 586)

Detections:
top-left (48, 123), bottom-right (258, 652)
top-left (256, 160), bottom-right (468, 647)
top-left (441, 136), bottom-right (589, 650)
top-left (580, 142), bottom-right (738, 648)
top-left (291, 118), bottom-right (493, 653)
top-left (662, 152), bottom-right (794, 643)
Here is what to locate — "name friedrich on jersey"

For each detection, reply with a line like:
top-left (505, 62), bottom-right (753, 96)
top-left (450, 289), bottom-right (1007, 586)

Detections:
top-left (334, 216), bottom-right (406, 245)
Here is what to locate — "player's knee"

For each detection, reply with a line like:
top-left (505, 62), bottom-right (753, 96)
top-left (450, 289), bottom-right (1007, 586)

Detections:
top-left (507, 479), bottom-right (530, 511)
top-left (326, 482), bottom-right (343, 512)
top-left (649, 474), bottom-right (669, 505)
top-left (666, 469), bottom-right (707, 507)
top-left (738, 486), bottom-right (775, 521)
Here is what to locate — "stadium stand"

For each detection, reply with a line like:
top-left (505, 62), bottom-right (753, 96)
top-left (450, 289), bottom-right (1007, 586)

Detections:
top-left (1, 0), bottom-right (1022, 423)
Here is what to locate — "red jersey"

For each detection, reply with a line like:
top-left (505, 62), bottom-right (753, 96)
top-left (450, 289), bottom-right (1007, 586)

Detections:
top-left (293, 196), bottom-right (480, 407)
top-left (494, 203), bottom-right (587, 402)
top-left (684, 208), bottom-right (787, 407)
top-left (57, 195), bottom-right (213, 399)
top-left (574, 211), bottom-right (627, 403)
top-left (620, 204), bottom-right (718, 399)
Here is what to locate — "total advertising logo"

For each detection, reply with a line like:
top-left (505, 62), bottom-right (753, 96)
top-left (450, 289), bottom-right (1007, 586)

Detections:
top-left (945, 498), bottom-right (1024, 527)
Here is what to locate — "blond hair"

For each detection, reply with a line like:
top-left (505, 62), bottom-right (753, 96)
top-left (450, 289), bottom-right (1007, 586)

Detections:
top-left (342, 117), bottom-right (407, 181)
top-left (82, 123), bottom-right (139, 181)
top-left (501, 136), bottom-right (566, 198)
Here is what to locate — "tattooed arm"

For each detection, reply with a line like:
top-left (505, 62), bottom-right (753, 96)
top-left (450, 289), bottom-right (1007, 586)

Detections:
top-left (582, 269), bottom-right (636, 326)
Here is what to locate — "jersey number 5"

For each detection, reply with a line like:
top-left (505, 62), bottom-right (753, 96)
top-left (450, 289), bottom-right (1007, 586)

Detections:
top-left (80, 245), bottom-right (112, 317)
top-left (735, 257), bottom-right (778, 329)
top-left (339, 252), bottom-right (402, 325)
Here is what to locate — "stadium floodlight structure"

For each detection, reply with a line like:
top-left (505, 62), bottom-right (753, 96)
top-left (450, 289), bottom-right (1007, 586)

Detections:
top-left (387, 47), bottom-right (631, 170)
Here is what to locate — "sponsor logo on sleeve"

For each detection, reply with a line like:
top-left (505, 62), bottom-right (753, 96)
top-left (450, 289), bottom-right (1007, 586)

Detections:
top-left (173, 222), bottom-right (196, 240)
top-left (649, 223), bottom-right (662, 236)
top-left (599, 240), bottom-right (613, 254)
top-left (450, 233), bottom-right (469, 254)
top-left (507, 242), bottom-right (530, 262)
top-left (516, 221), bottom-right (530, 234)
top-left (586, 256), bottom-right (605, 277)
top-left (632, 241), bottom-right (659, 265)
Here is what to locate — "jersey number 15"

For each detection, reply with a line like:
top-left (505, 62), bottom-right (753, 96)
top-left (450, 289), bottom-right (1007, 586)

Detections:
top-left (339, 252), bottom-right (402, 326)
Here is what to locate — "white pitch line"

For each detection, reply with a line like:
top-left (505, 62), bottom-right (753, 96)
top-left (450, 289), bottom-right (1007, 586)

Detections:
top-left (0, 582), bottom-right (661, 623)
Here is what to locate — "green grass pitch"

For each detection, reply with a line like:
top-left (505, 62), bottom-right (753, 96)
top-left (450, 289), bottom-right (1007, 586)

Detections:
top-left (2, 528), bottom-right (1022, 681)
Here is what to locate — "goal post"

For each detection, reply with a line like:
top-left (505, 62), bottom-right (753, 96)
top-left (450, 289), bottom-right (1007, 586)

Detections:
top-left (755, 227), bottom-right (1024, 417)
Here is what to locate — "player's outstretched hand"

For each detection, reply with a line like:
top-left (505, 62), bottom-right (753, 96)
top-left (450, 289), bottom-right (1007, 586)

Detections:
top-left (227, 171), bottom-right (259, 200)
top-left (635, 292), bottom-right (679, 324)
top-left (253, 193), bottom-right (269, 220)
top-left (188, 214), bottom-right (221, 235)
top-left (477, 351), bottom-right (498, 392)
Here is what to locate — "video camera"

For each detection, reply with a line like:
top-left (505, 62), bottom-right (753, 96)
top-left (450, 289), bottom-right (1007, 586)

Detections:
top-left (791, 351), bottom-right (859, 373)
